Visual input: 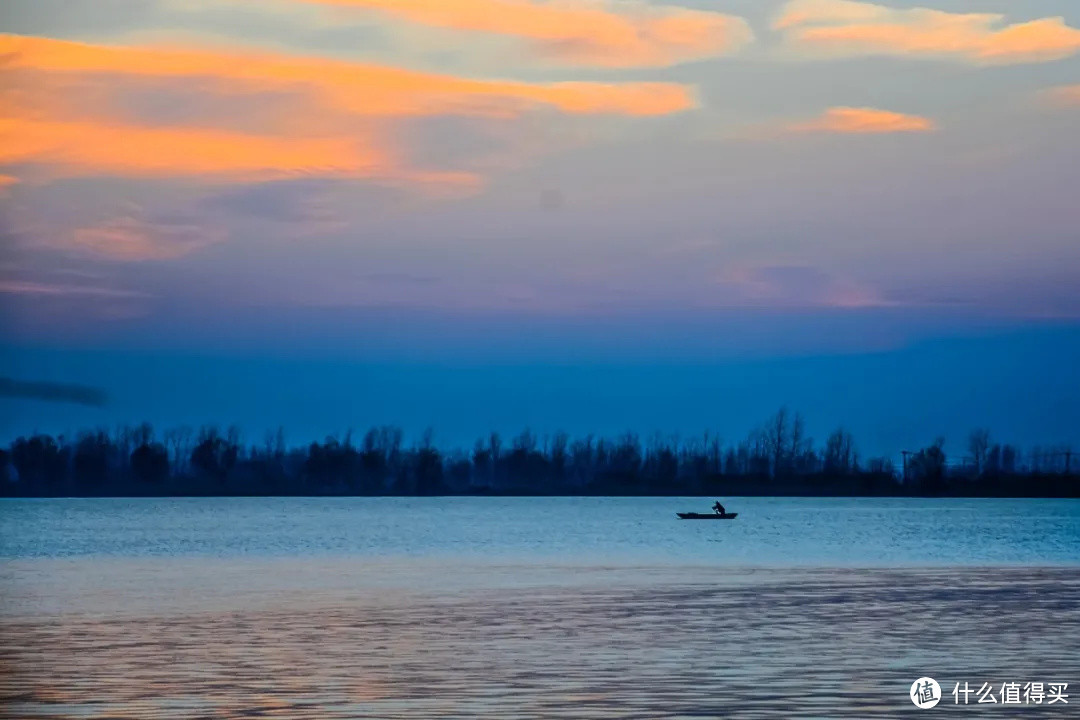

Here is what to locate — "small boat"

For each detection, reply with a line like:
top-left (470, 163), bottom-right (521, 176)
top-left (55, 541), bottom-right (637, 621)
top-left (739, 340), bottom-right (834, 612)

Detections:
top-left (677, 512), bottom-right (737, 520)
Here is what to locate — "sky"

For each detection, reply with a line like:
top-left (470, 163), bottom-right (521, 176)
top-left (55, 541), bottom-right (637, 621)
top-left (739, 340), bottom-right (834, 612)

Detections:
top-left (1, 0), bottom-right (1078, 456)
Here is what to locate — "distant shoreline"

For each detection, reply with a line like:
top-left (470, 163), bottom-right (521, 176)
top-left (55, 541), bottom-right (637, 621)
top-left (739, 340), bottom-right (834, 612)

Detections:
top-left (3, 415), bottom-right (1076, 499)
top-left (3, 490), bottom-right (1078, 499)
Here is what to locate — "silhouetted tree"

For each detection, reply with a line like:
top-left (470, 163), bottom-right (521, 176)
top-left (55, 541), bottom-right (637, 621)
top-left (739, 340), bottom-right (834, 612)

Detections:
top-left (306, 435), bottom-right (360, 492)
top-left (73, 431), bottom-right (111, 492)
top-left (762, 407), bottom-right (789, 479)
top-left (824, 428), bottom-right (857, 475)
top-left (131, 442), bottom-right (169, 484)
top-left (164, 426), bottom-right (193, 476)
top-left (11, 435), bottom-right (69, 494)
top-left (645, 433), bottom-right (679, 491)
top-left (1001, 444), bottom-right (1018, 474)
top-left (0, 448), bottom-right (9, 485)
top-left (1, 415), bottom-right (1075, 499)
top-left (191, 426), bottom-right (240, 484)
top-left (969, 429), bottom-right (991, 476)
top-left (413, 428), bottom-right (444, 495)
top-left (910, 439), bottom-right (947, 494)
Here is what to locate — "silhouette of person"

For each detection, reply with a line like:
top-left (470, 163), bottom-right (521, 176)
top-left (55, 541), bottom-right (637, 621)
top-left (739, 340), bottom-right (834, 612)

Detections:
top-left (712, 500), bottom-right (726, 515)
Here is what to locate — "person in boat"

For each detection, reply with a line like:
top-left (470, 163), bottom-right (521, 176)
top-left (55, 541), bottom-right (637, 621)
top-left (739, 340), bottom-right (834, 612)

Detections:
top-left (712, 500), bottom-right (727, 515)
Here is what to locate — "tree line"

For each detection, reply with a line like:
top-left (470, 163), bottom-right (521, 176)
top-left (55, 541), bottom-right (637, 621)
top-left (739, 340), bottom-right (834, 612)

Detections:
top-left (1, 409), bottom-right (1076, 497)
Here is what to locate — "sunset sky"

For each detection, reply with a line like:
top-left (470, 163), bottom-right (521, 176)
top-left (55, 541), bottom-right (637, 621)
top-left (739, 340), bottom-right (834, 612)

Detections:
top-left (2, 0), bottom-right (1078, 454)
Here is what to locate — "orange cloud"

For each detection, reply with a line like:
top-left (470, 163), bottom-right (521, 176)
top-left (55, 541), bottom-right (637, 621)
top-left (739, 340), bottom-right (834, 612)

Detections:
top-left (775, 0), bottom-right (1080, 64)
top-left (299, 0), bottom-right (752, 67)
top-left (0, 117), bottom-right (402, 182)
top-left (0, 34), bottom-right (694, 187)
top-left (0, 34), bottom-right (695, 118)
top-left (789, 107), bottom-right (935, 134)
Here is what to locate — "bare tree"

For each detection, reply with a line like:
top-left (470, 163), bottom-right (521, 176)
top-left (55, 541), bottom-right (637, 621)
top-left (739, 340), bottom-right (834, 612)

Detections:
top-left (968, 429), bottom-right (991, 476)
top-left (133, 422), bottom-right (153, 447)
top-left (824, 427), bottom-right (857, 475)
top-left (164, 426), bottom-right (193, 475)
top-left (762, 407), bottom-right (788, 478)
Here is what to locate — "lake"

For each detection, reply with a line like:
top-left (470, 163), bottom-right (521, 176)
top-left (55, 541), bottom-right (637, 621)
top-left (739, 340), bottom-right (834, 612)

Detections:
top-left (2, 497), bottom-right (1078, 717)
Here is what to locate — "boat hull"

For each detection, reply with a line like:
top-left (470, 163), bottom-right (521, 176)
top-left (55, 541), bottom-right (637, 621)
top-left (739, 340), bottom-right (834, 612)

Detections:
top-left (677, 512), bottom-right (737, 520)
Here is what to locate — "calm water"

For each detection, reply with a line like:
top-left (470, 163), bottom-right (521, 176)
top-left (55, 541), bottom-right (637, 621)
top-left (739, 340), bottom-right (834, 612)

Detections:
top-left (1, 497), bottom-right (1078, 718)
top-left (3, 496), bottom-right (1079, 565)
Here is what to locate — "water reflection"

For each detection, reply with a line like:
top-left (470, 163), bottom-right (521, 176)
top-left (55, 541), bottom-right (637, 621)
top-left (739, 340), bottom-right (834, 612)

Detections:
top-left (2, 567), bottom-right (1078, 718)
